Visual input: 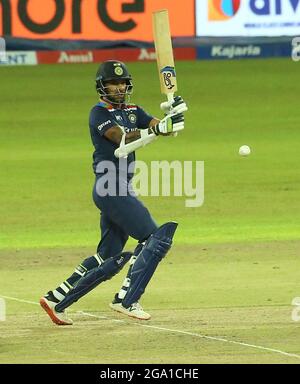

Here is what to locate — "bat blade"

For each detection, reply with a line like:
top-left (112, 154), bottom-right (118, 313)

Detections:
top-left (152, 9), bottom-right (178, 98)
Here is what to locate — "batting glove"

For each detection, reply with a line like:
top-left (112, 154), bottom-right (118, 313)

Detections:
top-left (160, 96), bottom-right (188, 115)
top-left (151, 112), bottom-right (184, 135)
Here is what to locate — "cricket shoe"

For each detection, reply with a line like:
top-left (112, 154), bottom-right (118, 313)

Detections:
top-left (109, 299), bottom-right (151, 320)
top-left (40, 295), bottom-right (73, 326)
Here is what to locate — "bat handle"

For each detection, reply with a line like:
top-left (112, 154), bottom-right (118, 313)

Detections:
top-left (167, 93), bottom-right (178, 137)
top-left (167, 93), bottom-right (174, 103)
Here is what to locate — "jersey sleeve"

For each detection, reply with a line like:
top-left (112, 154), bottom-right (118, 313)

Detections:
top-left (89, 106), bottom-right (117, 137)
top-left (136, 106), bottom-right (154, 129)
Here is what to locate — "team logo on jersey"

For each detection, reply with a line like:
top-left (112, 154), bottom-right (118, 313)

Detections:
top-left (114, 66), bottom-right (124, 76)
top-left (128, 114), bottom-right (137, 124)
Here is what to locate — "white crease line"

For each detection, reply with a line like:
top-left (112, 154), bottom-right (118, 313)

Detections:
top-left (79, 312), bottom-right (300, 361)
top-left (0, 295), bottom-right (39, 306)
top-left (77, 311), bottom-right (108, 320)
top-left (135, 323), bottom-right (300, 360)
top-left (1, 294), bottom-right (300, 361)
top-left (78, 310), bottom-right (126, 323)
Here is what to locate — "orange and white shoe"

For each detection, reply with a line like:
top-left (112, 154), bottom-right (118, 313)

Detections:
top-left (40, 296), bottom-right (73, 326)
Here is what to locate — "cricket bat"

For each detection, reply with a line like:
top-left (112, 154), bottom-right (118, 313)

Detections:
top-left (153, 9), bottom-right (179, 136)
top-left (152, 9), bottom-right (177, 105)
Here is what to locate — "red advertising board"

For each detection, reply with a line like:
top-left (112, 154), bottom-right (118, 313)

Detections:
top-left (1, 47), bottom-right (196, 65)
top-left (36, 47), bottom-right (196, 64)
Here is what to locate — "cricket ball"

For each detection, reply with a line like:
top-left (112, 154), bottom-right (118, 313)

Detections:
top-left (239, 145), bottom-right (251, 157)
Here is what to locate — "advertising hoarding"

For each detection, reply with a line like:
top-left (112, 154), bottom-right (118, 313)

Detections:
top-left (0, 0), bottom-right (195, 41)
top-left (196, 0), bottom-right (300, 36)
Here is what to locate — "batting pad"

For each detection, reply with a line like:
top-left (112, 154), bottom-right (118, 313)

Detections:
top-left (122, 222), bottom-right (178, 308)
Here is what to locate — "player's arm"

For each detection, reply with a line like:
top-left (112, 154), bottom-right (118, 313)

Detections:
top-left (104, 125), bottom-right (154, 145)
top-left (113, 101), bottom-right (187, 158)
top-left (149, 118), bottom-right (173, 136)
top-left (149, 113), bottom-right (185, 136)
top-left (105, 112), bottom-right (178, 144)
top-left (92, 105), bottom-right (151, 145)
top-left (114, 114), bottom-right (185, 158)
top-left (149, 118), bottom-right (160, 127)
top-left (106, 113), bottom-right (183, 146)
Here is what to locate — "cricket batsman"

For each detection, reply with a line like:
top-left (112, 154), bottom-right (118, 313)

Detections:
top-left (40, 60), bottom-right (188, 325)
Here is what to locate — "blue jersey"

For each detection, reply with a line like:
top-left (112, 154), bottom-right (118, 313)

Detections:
top-left (89, 100), bottom-right (153, 177)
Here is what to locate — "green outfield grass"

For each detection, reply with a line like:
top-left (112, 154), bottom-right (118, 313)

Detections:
top-left (1, 59), bottom-right (300, 364)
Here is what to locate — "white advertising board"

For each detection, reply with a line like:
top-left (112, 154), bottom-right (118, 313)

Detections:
top-left (196, 0), bottom-right (300, 36)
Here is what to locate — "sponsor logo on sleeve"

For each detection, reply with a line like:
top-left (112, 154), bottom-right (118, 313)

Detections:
top-left (98, 120), bottom-right (112, 131)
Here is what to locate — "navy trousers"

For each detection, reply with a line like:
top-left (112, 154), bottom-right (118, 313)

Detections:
top-left (92, 177), bottom-right (158, 260)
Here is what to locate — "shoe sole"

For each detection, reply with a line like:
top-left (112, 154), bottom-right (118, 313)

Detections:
top-left (39, 298), bottom-right (72, 326)
top-left (109, 303), bottom-right (151, 321)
